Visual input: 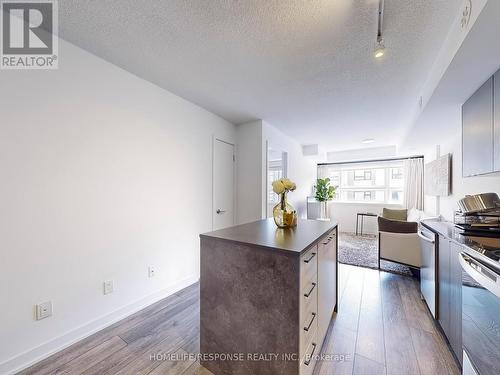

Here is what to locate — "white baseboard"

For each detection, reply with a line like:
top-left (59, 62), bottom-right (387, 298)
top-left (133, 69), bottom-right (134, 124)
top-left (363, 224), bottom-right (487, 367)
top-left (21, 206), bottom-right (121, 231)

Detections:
top-left (0, 275), bottom-right (199, 375)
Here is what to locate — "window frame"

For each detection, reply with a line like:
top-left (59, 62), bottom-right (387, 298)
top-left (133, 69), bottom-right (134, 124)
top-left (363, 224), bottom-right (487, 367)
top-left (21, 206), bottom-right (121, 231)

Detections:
top-left (317, 159), bottom-right (412, 205)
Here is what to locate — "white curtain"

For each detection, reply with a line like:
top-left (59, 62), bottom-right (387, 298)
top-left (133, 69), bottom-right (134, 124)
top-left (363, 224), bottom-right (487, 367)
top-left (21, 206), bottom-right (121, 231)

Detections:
top-left (403, 158), bottom-right (424, 210)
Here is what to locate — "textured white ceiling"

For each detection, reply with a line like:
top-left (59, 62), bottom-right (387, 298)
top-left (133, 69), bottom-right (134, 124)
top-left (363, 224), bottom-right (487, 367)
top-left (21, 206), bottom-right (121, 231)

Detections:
top-left (59, 0), bottom-right (462, 151)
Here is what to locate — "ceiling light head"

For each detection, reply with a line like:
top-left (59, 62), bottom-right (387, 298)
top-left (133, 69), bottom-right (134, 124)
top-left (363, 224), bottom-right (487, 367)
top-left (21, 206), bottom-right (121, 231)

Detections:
top-left (362, 138), bottom-right (375, 144)
top-left (374, 39), bottom-right (385, 59)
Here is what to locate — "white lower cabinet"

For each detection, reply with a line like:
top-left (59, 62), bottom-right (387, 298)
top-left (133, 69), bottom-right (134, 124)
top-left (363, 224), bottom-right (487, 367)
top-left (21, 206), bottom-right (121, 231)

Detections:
top-left (300, 328), bottom-right (318, 375)
top-left (318, 232), bottom-right (337, 345)
top-left (299, 228), bottom-right (337, 374)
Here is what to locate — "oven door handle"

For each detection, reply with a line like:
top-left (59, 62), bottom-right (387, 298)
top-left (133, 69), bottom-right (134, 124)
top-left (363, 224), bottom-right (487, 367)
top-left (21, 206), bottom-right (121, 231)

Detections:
top-left (459, 252), bottom-right (500, 298)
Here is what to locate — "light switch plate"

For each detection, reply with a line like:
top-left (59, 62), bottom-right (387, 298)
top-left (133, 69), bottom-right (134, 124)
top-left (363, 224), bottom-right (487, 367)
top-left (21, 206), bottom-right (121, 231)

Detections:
top-left (148, 266), bottom-right (156, 278)
top-left (103, 280), bottom-right (114, 295)
top-left (36, 301), bottom-right (52, 320)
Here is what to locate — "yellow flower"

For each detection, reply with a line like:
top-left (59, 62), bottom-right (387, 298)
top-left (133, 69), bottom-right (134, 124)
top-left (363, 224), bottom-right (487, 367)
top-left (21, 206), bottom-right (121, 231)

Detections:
top-left (280, 178), bottom-right (297, 191)
top-left (272, 180), bottom-right (285, 194)
top-left (282, 178), bottom-right (294, 190)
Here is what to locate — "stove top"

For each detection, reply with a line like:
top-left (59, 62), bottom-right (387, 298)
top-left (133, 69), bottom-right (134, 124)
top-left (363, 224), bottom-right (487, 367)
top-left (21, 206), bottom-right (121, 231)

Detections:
top-left (455, 224), bottom-right (500, 237)
top-left (461, 234), bottom-right (500, 270)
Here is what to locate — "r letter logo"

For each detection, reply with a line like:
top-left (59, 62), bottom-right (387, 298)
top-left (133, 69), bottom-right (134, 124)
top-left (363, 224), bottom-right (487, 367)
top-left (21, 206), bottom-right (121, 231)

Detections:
top-left (1, 0), bottom-right (58, 69)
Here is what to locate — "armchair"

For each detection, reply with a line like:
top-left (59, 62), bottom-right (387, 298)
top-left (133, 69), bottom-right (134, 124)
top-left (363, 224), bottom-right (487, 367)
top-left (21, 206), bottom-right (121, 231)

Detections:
top-left (378, 209), bottom-right (422, 269)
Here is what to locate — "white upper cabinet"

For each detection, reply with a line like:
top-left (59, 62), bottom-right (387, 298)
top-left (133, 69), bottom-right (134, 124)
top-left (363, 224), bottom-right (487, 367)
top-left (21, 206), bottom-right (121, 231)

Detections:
top-left (462, 77), bottom-right (494, 177)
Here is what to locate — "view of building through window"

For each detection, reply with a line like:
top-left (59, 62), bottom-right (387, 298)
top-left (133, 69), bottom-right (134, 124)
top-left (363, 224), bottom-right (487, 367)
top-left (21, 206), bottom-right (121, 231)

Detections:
top-left (317, 160), bottom-right (405, 204)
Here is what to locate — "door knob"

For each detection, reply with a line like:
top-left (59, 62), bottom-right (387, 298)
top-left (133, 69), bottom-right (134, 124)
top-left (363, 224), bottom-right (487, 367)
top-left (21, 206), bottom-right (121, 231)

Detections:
top-left (216, 209), bottom-right (226, 214)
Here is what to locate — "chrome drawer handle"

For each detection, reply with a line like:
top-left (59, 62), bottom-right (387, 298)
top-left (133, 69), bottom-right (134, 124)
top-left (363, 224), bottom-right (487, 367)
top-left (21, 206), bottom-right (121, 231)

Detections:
top-left (322, 235), bottom-right (335, 245)
top-left (304, 343), bottom-right (317, 366)
top-left (304, 283), bottom-right (316, 298)
top-left (303, 252), bottom-right (316, 263)
top-left (304, 312), bottom-right (316, 332)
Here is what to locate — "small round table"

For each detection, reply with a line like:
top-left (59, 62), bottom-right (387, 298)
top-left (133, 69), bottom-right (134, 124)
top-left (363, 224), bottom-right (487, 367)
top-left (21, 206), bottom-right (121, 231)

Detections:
top-left (356, 212), bottom-right (378, 235)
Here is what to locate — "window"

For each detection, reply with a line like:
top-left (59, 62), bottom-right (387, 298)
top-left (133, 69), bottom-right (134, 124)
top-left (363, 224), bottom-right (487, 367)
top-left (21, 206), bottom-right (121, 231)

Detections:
top-left (391, 167), bottom-right (403, 180)
top-left (354, 170), bottom-right (372, 181)
top-left (352, 191), bottom-right (374, 201)
top-left (317, 160), bottom-right (406, 204)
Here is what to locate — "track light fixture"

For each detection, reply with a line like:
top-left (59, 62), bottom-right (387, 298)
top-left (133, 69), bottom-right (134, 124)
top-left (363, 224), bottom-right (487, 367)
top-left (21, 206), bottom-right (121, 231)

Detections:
top-left (374, 39), bottom-right (385, 58)
top-left (374, 0), bottom-right (386, 59)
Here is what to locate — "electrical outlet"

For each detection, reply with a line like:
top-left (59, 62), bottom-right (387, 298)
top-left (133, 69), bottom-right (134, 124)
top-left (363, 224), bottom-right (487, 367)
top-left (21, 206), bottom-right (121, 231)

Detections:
top-left (35, 301), bottom-right (52, 320)
top-left (103, 280), bottom-right (114, 295)
top-left (148, 266), bottom-right (156, 278)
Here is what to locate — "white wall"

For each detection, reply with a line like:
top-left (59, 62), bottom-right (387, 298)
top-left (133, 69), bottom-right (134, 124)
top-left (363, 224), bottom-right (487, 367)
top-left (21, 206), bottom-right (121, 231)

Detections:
top-left (419, 109), bottom-right (500, 221)
top-left (0, 38), bottom-right (235, 374)
top-left (261, 121), bottom-right (316, 220)
top-left (235, 120), bottom-right (315, 224)
top-left (326, 146), bottom-right (397, 163)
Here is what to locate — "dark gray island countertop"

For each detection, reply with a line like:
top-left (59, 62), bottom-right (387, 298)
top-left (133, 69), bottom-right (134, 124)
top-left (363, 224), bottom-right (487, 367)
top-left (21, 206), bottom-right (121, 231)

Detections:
top-left (200, 218), bottom-right (338, 255)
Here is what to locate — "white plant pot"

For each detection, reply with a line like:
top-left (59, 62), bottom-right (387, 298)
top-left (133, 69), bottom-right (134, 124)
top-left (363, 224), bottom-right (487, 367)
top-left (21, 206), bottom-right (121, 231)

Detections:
top-left (319, 201), bottom-right (329, 220)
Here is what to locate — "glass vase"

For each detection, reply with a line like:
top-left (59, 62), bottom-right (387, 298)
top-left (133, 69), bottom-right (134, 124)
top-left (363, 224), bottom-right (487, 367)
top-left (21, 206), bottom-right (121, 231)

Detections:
top-left (273, 193), bottom-right (297, 228)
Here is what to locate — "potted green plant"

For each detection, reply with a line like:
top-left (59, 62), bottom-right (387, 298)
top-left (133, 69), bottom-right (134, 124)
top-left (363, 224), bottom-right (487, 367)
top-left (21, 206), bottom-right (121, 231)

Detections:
top-left (314, 178), bottom-right (337, 219)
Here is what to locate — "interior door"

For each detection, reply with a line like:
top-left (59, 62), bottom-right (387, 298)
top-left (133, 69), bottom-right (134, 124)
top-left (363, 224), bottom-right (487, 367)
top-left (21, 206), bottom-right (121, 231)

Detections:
top-left (213, 139), bottom-right (235, 230)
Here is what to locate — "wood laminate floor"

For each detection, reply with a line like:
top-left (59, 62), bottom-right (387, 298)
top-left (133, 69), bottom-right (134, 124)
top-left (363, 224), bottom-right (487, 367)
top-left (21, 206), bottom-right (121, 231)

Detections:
top-left (19, 265), bottom-right (459, 375)
top-left (313, 264), bottom-right (460, 375)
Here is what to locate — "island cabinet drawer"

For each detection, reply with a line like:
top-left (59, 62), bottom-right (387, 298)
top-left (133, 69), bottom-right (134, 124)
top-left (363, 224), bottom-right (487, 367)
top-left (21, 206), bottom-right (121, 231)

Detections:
top-left (300, 329), bottom-right (318, 375)
top-left (300, 279), bottom-right (318, 320)
top-left (321, 230), bottom-right (336, 245)
top-left (300, 245), bottom-right (318, 289)
top-left (300, 306), bottom-right (318, 358)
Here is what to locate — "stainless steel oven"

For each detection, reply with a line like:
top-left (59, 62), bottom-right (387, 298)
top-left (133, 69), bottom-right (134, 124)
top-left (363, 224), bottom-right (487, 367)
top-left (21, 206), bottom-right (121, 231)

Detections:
top-left (459, 252), bottom-right (500, 375)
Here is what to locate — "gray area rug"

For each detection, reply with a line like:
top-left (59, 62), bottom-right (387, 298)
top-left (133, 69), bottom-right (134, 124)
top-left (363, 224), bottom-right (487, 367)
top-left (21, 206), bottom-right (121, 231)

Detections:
top-left (338, 232), bottom-right (413, 276)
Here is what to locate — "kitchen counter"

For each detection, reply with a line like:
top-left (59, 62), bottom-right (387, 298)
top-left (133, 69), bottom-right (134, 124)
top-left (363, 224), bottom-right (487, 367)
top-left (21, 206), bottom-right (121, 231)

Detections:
top-left (421, 219), bottom-right (500, 270)
top-left (422, 219), bottom-right (485, 249)
top-left (200, 219), bottom-right (338, 375)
